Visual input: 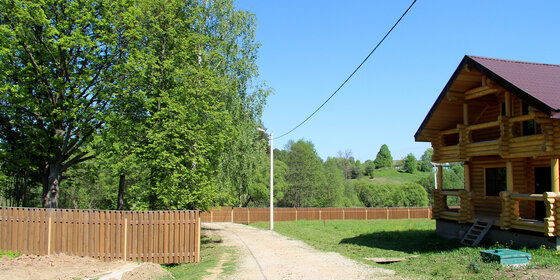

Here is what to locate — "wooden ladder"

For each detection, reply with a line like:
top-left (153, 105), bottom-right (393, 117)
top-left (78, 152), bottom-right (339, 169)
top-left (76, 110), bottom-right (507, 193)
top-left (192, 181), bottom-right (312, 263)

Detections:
top-left (461, 219), bottom-right (493, 247)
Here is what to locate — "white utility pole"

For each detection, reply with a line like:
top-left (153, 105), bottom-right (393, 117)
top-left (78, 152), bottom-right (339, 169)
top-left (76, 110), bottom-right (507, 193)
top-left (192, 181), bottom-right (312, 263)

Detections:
top-left (269, 132), bottom-right (274, 230)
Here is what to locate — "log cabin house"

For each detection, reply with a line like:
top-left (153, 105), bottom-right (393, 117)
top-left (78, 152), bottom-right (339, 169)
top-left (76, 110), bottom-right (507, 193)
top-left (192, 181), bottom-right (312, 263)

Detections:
top-left (415, 55), bottom-right (560, 248)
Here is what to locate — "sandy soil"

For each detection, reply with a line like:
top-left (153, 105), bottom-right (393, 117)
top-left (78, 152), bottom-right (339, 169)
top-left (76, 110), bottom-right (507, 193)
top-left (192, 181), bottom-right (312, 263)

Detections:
top-left (202, 222), bottom-right (395, 280)
top-left (0, 254), bottom-right (171, 280)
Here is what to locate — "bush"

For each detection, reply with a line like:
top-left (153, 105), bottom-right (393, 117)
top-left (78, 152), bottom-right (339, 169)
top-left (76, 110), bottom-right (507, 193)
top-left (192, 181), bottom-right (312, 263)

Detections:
top-left (353, 180), bottom-right (429, 207)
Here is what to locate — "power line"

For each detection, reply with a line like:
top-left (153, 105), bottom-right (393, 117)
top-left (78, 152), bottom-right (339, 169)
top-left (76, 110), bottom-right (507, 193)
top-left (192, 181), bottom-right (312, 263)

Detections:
top-left (276, 0), bottom-right (417, 139)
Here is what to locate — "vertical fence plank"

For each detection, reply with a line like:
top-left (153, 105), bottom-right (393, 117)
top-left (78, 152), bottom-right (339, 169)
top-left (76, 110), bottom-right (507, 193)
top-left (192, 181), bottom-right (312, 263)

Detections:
top-left (141, 211), bottom-right (147, 262)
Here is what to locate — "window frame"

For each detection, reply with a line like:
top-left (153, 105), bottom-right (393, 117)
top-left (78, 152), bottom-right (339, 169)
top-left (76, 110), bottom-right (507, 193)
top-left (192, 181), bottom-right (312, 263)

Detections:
top-left (484, 166), bottom-right (507, 197)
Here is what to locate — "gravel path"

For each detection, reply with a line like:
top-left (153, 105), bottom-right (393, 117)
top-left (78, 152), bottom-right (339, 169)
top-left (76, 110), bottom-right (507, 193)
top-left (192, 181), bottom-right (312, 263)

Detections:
top-left (203, 223), bottom-right (395, 280)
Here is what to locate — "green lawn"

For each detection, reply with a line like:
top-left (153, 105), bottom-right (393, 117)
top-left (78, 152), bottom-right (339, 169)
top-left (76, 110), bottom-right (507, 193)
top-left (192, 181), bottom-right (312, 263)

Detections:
top-left (161, 233), bottom-right (238, 280)
top-left (369, 168), bottom-right (430, 185)
top-left (252, 219), bottom-right (560, 279)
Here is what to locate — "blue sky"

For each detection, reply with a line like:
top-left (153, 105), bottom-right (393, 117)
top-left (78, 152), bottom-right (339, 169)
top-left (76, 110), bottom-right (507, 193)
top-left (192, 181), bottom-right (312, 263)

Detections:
top-left (236, 0), bottom-right (560, 162)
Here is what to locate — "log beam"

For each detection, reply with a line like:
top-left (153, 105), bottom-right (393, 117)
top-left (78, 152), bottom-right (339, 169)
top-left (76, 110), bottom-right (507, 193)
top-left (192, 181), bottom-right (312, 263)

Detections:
top-left (506, 161), bottom-right (514, 192)
top-left (464, 163), bottom-right (470, 192)
top-left (552, 158), bottom-right (559, 193)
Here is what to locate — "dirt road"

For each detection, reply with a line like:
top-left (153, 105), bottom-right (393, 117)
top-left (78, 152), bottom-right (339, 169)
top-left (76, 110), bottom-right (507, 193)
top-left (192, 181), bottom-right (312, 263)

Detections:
top-left (203, 223), bottom-right (395, 280)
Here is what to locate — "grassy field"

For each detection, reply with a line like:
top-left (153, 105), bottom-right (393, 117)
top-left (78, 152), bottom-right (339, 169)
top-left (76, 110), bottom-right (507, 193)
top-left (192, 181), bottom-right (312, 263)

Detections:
top-left (252, 219), bottom-right (560, 279)
top-left (162, 233), bottom-right (238, 280)
top-left (369, 168), bottom-right (431, 185)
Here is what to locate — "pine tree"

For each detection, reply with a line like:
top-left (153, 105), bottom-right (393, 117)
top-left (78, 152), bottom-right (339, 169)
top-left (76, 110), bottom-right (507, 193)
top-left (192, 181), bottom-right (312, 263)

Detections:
top-left (374, 144), bottom-right (393, 169)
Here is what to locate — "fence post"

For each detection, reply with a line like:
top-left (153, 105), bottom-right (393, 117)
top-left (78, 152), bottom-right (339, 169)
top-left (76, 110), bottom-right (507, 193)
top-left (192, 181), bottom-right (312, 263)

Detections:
top-left (408, 208), bottom-right (410, 219)
top-left (319, 208), bottom-right (322, 220)
top-left (123, 214), bottom-right (128, 261)
top-left (365, 208), bottom-right (368, 220)
top-left (295, 208), bottom-right (298, 221)
top-left (47, 209), bottom-right (53, 255)
top-left (342, 208), bottom-right (345, 220)
top-left (210, 210), bottom-right (213, 223)
top-left (231, 208), bottom-right (234, 223)
top-left (247, 209), bottom-right (250, 224)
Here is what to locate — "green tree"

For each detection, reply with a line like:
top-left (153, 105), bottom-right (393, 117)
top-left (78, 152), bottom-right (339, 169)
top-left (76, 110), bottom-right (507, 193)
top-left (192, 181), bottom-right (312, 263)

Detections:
top-left (374, 144), bottom-right (393, 169)
top-left (363, 160), bottom-right (375, 178)
top-left (403, 153), bottom-right (417, 174)
top-left (0, 0), bottom-right (131, 207)
top-left (281, 140), bottom-right (325, 207)
top-left (320, 158), bottom-right (346, 207)
top-left (418, 148), bottom-right (434, 172)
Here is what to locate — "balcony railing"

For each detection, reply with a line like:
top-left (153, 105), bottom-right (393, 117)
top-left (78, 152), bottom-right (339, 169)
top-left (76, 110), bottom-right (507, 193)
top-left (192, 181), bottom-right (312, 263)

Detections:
top-left (499, 191), bottom-right (558, 237)
top-left (432, 189), bottom-right (473, 223)
top-left (432, 113), bottom-right (551, 162)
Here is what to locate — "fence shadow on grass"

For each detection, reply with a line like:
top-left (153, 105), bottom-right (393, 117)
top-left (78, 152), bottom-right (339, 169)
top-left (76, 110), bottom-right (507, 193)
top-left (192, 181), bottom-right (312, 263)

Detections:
top-left (339, 229), bottom-right (463, 254)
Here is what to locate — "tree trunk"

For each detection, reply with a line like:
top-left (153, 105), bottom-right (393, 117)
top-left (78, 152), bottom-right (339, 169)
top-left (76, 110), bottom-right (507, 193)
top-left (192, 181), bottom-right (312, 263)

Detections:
top-left (117, 174), bottom-right (126, 210)
top-left (43, 163), bottom-right (61, 208)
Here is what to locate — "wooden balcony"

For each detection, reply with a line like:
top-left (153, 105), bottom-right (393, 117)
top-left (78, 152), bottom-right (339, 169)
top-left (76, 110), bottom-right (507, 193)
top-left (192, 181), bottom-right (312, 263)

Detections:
top-left (500, 191), bottom-right (559, 237)
top-left (432, 113), bottom-right (553, 163)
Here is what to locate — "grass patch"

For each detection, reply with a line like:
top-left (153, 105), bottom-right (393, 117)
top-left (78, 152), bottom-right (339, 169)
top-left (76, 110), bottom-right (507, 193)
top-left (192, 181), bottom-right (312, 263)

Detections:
top-left (161, 231), bottom-right (238, 280)
top-left (369, 168), bottom-right (430, 184)
top-left (252, 219), bottom-right (560, 279)
top-left (0, 250), bottom-right (20, 258)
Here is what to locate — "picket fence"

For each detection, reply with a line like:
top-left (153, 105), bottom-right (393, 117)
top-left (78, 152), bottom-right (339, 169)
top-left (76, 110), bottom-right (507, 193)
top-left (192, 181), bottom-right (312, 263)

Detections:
top-left (0, 207), bottom-right (200, 264)
top-left (201, 207), bottom-right (433, 223)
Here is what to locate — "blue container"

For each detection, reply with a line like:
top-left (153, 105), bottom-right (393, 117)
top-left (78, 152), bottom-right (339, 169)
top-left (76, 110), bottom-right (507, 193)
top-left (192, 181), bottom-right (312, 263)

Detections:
top-left (480, 249), bottom-right (531, 266)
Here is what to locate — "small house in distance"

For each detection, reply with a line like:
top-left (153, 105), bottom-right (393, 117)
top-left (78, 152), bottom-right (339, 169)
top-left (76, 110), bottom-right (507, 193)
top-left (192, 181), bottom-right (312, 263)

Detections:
top-left (415, 55), bottom-right (560, 248)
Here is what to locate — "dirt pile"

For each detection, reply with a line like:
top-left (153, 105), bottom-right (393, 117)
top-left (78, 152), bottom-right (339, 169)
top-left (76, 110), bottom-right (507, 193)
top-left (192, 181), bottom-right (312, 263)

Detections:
top-left (0, 254), bottom-right (170, 280)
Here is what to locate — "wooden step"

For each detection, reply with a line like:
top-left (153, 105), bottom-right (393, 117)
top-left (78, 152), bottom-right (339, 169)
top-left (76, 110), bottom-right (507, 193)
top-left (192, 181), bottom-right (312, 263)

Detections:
top-left (461, 219), bottom-right (493, 247)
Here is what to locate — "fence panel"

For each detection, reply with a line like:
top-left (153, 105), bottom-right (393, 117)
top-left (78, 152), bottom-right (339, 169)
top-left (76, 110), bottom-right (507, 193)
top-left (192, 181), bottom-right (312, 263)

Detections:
top-left (201, 207), bottom-right (432, 223)
top-left (0, 207), bottom-right (199, 264)
top-left (274, 208), bottom-right (296, 221)
top-left (344, 208), bottom-right (367, 220)
top-left (296, 208), bottom-right (320, 220)
top-left (321, 208), bottom-right (344, 220)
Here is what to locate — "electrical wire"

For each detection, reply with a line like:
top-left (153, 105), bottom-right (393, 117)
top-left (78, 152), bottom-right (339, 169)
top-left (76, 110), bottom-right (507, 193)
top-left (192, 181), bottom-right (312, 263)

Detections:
top-left (275, 0), bottom-right (418, 139)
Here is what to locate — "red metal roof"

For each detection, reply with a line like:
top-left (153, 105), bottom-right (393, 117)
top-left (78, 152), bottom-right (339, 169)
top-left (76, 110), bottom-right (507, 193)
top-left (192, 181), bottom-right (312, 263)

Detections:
top-left (415, 55), bottom-right (560, 141)
top-left (468, 55), bottom-right (560, 111)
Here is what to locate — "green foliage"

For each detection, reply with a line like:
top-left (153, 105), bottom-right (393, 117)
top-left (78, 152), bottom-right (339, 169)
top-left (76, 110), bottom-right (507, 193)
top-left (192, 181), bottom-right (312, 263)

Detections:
top-left (416, 166), bottom-right (464, 206)
top-left (418, 148), bottom-right (434, 172)
top-left (374, 144), bottom-right (393, 169)
top-left (362, 160), bottom-right (375, 178)
top-left (319, 158), bottom-right (346, 207)
top-left (281, 140), bottom-right (325, 207)
top-left (0, 250), bottom-right (20, 258)
top-left (353, 180), bottom-right (428, 207)
top-left (0, 0), bottom-right (132, 207)
top-left (0, 0), bottom-right (269, 210)
top-left (403, 153), bottom-right (417, 174)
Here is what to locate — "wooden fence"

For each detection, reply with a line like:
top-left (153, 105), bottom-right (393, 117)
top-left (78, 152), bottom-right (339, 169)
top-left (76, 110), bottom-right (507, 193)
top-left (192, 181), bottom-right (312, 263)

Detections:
top-left (201, 207), bottom-right (432, 223)
top-left (0, 207), bottom-right (200, 264)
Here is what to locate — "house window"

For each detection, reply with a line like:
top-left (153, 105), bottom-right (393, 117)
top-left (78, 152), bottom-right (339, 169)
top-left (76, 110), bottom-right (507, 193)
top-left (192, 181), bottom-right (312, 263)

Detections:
top-left (485, 167), bottom-right (506, 196)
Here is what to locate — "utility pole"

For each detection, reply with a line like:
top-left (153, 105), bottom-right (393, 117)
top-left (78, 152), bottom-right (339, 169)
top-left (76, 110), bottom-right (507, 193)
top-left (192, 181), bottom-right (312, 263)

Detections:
top-left (258, 128), bottom-right (274, 230)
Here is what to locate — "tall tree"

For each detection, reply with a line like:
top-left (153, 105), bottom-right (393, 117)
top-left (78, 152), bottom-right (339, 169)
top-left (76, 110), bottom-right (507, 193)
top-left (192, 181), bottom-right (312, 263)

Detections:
top-left (403, 153), bottom-right (417, 174)
top-left (282, 140), bottom-right (324, 207)
top-left (114, 0), bottom-right (268, 210)
top-left (418, 148), bottom-right (434, 172)
top-left (0, 0), bottom-right (130, 207)
top-left (374, 144), bottom-right (393, 169)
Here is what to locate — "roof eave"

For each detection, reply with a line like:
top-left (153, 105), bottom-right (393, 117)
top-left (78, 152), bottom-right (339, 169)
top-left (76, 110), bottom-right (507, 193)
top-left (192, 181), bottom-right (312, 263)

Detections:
top-left (414, 56), bottom-right (470, 142)
top-left (415, 55), bottom-right (557, 142)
